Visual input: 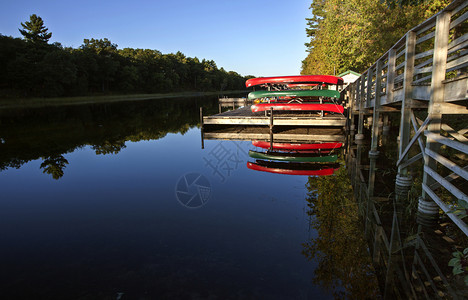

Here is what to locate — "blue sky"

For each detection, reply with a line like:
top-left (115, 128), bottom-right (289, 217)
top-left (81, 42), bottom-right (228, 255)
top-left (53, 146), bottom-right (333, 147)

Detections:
top-left (0, 0), bottom-right (312, 77)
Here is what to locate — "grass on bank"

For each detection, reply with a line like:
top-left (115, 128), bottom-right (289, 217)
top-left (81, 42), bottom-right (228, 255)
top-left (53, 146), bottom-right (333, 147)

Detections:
top-left (0, 90), bottom-right (247, 109)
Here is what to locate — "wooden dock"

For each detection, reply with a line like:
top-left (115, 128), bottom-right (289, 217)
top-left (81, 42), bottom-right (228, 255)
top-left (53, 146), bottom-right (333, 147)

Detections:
top-left (203, 126), bottom-right (345, 142)
top-left (203, 106), bottom-right (346, 127)
top-left (218, 97), bottom-right (250, 105)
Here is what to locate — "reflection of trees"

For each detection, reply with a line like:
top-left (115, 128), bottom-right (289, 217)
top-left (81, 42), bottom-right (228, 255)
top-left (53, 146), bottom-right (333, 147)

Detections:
top-left (92, 140), bottom-right (126, 155)
top-left (0, 97), bottom-right (218, 173)
top-left (303, 162), bottom-right (380, 299)
top-left (40, 155), bottom-right (69, 180)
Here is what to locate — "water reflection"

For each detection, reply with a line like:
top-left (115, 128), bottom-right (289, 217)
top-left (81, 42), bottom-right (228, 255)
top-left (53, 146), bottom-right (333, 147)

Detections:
top-left (248, 140), bottom-right (341, 176)
top-left (1, 98), bottom-right (338, 299)
top-left (303, 165), bottom-right (381, 299)
top-left (202, 121), bottom-right (382, 297)
top-left (0, 96), bottom-right (218, 179)
top-left (39, 154), bottom-right (69, 179)
top-left (348, 124), bottom-right (468, 299)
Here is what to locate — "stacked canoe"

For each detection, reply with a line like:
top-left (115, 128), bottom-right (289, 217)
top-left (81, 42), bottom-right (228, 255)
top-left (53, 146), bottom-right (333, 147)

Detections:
top-left (245, 75), bottom-right (344, 114)
top-left (246, 140), bottom-right (342, 176)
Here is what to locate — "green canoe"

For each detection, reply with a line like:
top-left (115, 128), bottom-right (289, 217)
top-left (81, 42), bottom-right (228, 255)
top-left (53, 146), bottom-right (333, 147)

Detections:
top-left (248, 150), bottom-right (338, 163)
top-left (247, 89), bottom-right (340, 100)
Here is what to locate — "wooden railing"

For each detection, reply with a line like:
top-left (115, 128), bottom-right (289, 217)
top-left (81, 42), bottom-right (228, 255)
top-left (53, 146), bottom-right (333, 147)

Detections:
top-left (344, 0), bottom-right (468, 237)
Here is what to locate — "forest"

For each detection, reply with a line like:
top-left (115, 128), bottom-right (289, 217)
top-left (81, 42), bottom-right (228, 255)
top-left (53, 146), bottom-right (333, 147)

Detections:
top-left (0, 15), bottom-right (249, 98)
top-left (301, 0), bottom-right (453, 75)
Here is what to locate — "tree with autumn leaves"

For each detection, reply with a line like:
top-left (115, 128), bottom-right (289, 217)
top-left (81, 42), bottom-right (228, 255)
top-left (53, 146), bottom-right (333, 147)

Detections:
top-left (301, 0), bottom-right (452, 75)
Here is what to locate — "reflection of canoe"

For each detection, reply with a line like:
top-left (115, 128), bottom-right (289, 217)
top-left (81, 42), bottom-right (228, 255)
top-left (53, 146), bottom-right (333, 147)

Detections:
top-left (248, 150), bottom-right (338, 163)
top-left (245, 75), bottom-right (344, 87)
top-left (247, 161), bottom-right (339, 176)
top-left (247, 90), bottom-right (340, 100)
top-left (252, 140), bottom-right (343, 151)
top-left (251, 103), bottom-right (344, 113)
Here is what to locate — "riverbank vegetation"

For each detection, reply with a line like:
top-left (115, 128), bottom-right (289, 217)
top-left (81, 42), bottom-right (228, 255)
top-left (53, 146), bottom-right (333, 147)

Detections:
top-left (302, 0), bottom-right (452, 75)
top-left (0, 15), bottom-right (249, 99)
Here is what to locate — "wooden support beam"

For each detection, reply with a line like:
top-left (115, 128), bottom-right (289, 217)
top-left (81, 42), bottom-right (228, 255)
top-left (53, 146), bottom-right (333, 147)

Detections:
top-left (397, 31), bottom-right (417, 175)
top-left (396, 116), bottom-right (432, 167)
top-left (399, 152), bottom-right (423, 169)
top-left (378, 106), bottom-right (400, 112)
top-left (441, 124), bottom-right (468, 142)
top-left (410, 111), bottom-right (428, 163)
top-left (439, 103), bottom-right (468, 114)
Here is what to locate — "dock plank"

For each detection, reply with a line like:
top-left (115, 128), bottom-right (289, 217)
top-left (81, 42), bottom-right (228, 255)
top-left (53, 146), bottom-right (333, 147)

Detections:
top-left (204, 106), bottom-right (346, 127)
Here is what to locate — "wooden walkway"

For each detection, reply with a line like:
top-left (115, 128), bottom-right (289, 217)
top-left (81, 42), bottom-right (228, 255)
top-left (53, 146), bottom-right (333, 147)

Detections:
top-left (203, 106), bottom-right (346, 127)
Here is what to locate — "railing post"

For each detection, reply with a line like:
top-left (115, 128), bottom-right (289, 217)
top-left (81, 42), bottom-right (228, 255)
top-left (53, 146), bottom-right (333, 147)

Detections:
top-left (421, 11), bottom-right (451, 208)
top-left (386, 49), bottom-right (396, 104)
top-left (366, 68), bottom-right (373, 108)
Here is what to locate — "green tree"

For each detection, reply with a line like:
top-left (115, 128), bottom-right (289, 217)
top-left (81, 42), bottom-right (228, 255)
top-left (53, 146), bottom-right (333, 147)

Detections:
top-left (80, 38), bottom-right (119, 92)
top-left (19, 14), bottom-right (52, 44)
top-left (301, 0), bottom-right (450, 75)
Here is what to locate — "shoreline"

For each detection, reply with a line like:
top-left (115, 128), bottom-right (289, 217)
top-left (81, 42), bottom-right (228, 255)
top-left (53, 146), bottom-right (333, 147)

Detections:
top-left (0, 90), bottom-right (247, 109)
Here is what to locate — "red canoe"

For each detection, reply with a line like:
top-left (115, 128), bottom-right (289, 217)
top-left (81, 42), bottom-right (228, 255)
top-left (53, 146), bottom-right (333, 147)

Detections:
top-left (247, 162), bottom-right (338, 176)
top-left (250, 103), bottom-right (344, 113)
top-left (252, 141), bottom-right (343, 151)
top-left (245, 75), bottom-right (344, 88)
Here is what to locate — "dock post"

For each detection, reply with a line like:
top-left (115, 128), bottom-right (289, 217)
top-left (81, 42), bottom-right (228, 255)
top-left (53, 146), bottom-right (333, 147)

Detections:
top-left (269, 107), bottom-right (274, 150)
top-left (395, 31), bottom-right (416, 196)
top-left (200, 107), bottom-right (204, 130)
top-left (368, 60), bottom-right (383, 198)
top-left (382, 114), bottom-right (390, 136)
top-left (200, 107), bottom-right (204, 149)
top-left (355, 74), bottom-right (366, 141)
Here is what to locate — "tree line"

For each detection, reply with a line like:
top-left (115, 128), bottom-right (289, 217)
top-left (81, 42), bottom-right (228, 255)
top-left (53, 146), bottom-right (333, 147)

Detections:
top-left (0, 14), bottom-right (249, 98)
top-left (301, 0), bottom-right (452, 75)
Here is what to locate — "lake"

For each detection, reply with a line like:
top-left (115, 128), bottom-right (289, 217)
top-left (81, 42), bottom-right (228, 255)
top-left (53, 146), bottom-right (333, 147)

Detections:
top-left (0, 96), bottom-right (379, 299)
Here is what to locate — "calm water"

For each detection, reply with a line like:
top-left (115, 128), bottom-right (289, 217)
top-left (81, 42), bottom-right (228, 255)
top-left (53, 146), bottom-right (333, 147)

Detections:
top-left (0, 97), bottom-right (374, 299)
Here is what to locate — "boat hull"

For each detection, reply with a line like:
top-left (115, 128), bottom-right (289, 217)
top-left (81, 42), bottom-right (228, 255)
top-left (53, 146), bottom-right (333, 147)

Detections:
top-left (245, 75), bottom-right (344, 87)
top-left (247, 162), bottom-right (338, 176)
top-left (248, 150), bottom-right (338, 163)
top-left (247, 89), bottom-right (340, 100)
top-left (250, 103), bottom-right (344, 114)
top-left (252, 141), bottom-right (343, 150)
